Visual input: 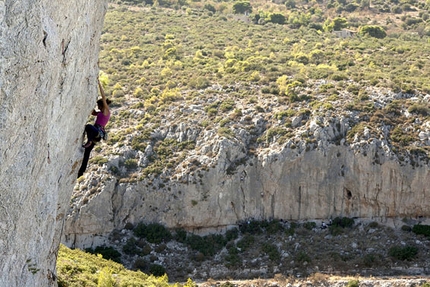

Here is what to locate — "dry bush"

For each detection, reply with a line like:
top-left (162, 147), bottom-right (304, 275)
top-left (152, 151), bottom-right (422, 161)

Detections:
top-left (309, 272), bottom-right (329, 284)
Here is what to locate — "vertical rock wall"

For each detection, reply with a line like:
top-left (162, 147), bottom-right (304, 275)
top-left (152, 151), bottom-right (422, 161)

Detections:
top-left (0, 1), bottom-right (106, 286)
top-left (64, 143), bottom-right (430, 249)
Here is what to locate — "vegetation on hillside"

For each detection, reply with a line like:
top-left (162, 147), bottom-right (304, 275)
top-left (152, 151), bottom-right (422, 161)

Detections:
top-left (58, 220), bottom-right (430, 282)
top-left (66, 2), bottom-right (430, 284)
top-left (57, 244), bottom-right (196, 287)
top-left (90, 0), bottom-right (430, 182)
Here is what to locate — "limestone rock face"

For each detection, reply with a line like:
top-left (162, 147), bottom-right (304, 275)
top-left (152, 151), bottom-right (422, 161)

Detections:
top-left (0, 1), bottom-right (107, 286)
top-left (63, 139), bottom-right (430, 249)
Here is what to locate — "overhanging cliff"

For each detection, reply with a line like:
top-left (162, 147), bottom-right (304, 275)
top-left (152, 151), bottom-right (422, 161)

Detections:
top-left (0, 1), bottom-right (107, 286)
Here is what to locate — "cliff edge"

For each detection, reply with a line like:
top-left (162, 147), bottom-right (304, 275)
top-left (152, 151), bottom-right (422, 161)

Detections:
top-left (0, 1), bottom-right (106, 286)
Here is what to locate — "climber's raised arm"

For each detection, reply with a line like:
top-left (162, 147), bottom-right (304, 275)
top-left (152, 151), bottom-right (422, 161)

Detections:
top-left (98, 79), bottom-right (110, 116)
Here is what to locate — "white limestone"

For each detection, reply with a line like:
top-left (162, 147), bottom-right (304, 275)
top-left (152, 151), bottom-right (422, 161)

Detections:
top-left (64, 140), bottom-right (430, 249)
top-left (0, 1), bottom-right (107, 286)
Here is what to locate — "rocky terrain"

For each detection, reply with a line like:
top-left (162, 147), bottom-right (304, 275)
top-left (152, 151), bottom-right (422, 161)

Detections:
top-left (199, 277), bottom-right (430, 287)
top-left (84, 217), bottom-right (430, 284)
top-left (64, 84), bottom-right (430, 247)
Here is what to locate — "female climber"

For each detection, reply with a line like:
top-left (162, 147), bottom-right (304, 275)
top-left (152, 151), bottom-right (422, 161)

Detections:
top-left (78, 79), bottom-right (111, 178)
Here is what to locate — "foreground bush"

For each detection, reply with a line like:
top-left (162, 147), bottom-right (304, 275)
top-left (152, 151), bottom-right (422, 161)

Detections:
top-left (57, 244), bottom-right (185, 287)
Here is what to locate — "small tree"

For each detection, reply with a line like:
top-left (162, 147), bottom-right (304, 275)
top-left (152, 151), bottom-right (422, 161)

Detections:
top-left (233, 1), bottom-right (252, 14)
top-left (359, 25), bottom-right (387, 38)
top-left (268, 13), bottom-right (286, 24)
top-left (324, 17), bottom-right (348, 32)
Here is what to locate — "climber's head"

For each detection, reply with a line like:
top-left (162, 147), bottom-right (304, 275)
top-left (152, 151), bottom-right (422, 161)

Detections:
top-left (97, 98), bottom-right (112, 110)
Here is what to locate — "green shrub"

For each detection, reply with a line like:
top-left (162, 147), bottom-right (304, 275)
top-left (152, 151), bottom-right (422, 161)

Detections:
top-left (133, 257), bottom-right (148, 272)
top-left (239, 219), bottom-right (263, 234)
top-left (219, 118), bottom-right (230, 127)
top-left (285, 227), bottom-right (295, 236)
top-left (268, 13), bottom-right (286, 24)
top-left (359, 25), bottom-right (387, 38)
top-left (262, 243), bottom-right (280, 261)
top-left (303, 221), bottom-right (316, 230)
top-left (266, 219), bottom-right (284, 234)
top-left (186, 233), bottom-right (227, 257)
top-left (388, 245), bottom-right (418, 261)
top-left (224, 246), bottom-right (241, 268)
top-left (204, 3), bottom-right (216, 13)
top-left (90, 156), bottom-right (108, 165)
top-left (265, 127), bottom-right (288, 142)
top-left (58, 244), bottom-right (175, 287)
top-left (233, 1), bottom-right (252, 14)
top-left (123, 237), bottom-right (139, 255)
top-left (390, 126), bottom-right (415, 146)
top-left (124, 158), bottom-right (138, 169)
top-left (131, 134), bottom-right (149, 152)
top-left (219, 99), bottom-right (235, 112)
top-left (225, 228), bottom-right (239, 241)
top-left (412, 224), bottom-right (430, 237)
top-left (85, 245), bottom-right (121, 263)
top-left (174, 228), bottom-right (187, 243)
top-left (295, 251), bottom-right (311, 264)
top-left (324, 16), bottom-right (348, 32)
top-left (218, 127), bottom-right (234, 138)
top-left (346, 84), bottom-right (360, 95)
top-left (275, 109), bottom-right (295, 120)
top-left (149, 264), bottom-right (166, 276)
top-left (236, 234), bottom-right (255, 251)
top-left (188, 76), bottom-right (210, 89)
top-left (408, 103), bottom-right (429, 116)
top-left (347, 279), bottom-right (359, 287)
top-left (329, 225), bottom-right (344, 236)
top-left (186, 234), bottom-right (208, 255)
top-left (331, 217), bottom-right (355, 228)
top-left (133, 222), bottom-right (172, 243)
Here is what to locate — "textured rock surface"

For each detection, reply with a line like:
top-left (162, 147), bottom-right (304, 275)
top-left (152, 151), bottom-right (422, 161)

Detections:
top-left (64, 141), bottom-right (430, 249)
top-left (0, 1), bottom-right (106, 286)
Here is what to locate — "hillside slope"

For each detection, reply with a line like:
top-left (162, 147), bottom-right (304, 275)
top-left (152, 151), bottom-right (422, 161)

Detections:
top-left (65, 1), bottom-right (430, 282)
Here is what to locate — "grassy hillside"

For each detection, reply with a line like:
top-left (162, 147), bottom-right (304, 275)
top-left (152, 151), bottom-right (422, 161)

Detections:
top-left (90, 0), bottom-right (430, 182)
top-left (57, 244), bottom-right (195, 286)
top-left (65, 1), bottom-right (430, 284)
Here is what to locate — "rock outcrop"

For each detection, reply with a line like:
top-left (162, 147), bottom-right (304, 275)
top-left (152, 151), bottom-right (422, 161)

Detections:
top-left (64, 136), bottom-right (430, 249)
top-left (0, 1), bottom-right (107, 286)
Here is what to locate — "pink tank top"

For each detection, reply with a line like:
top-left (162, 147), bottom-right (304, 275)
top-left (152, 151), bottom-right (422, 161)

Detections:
top-left (95, 111), bottom-right (110, 128)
